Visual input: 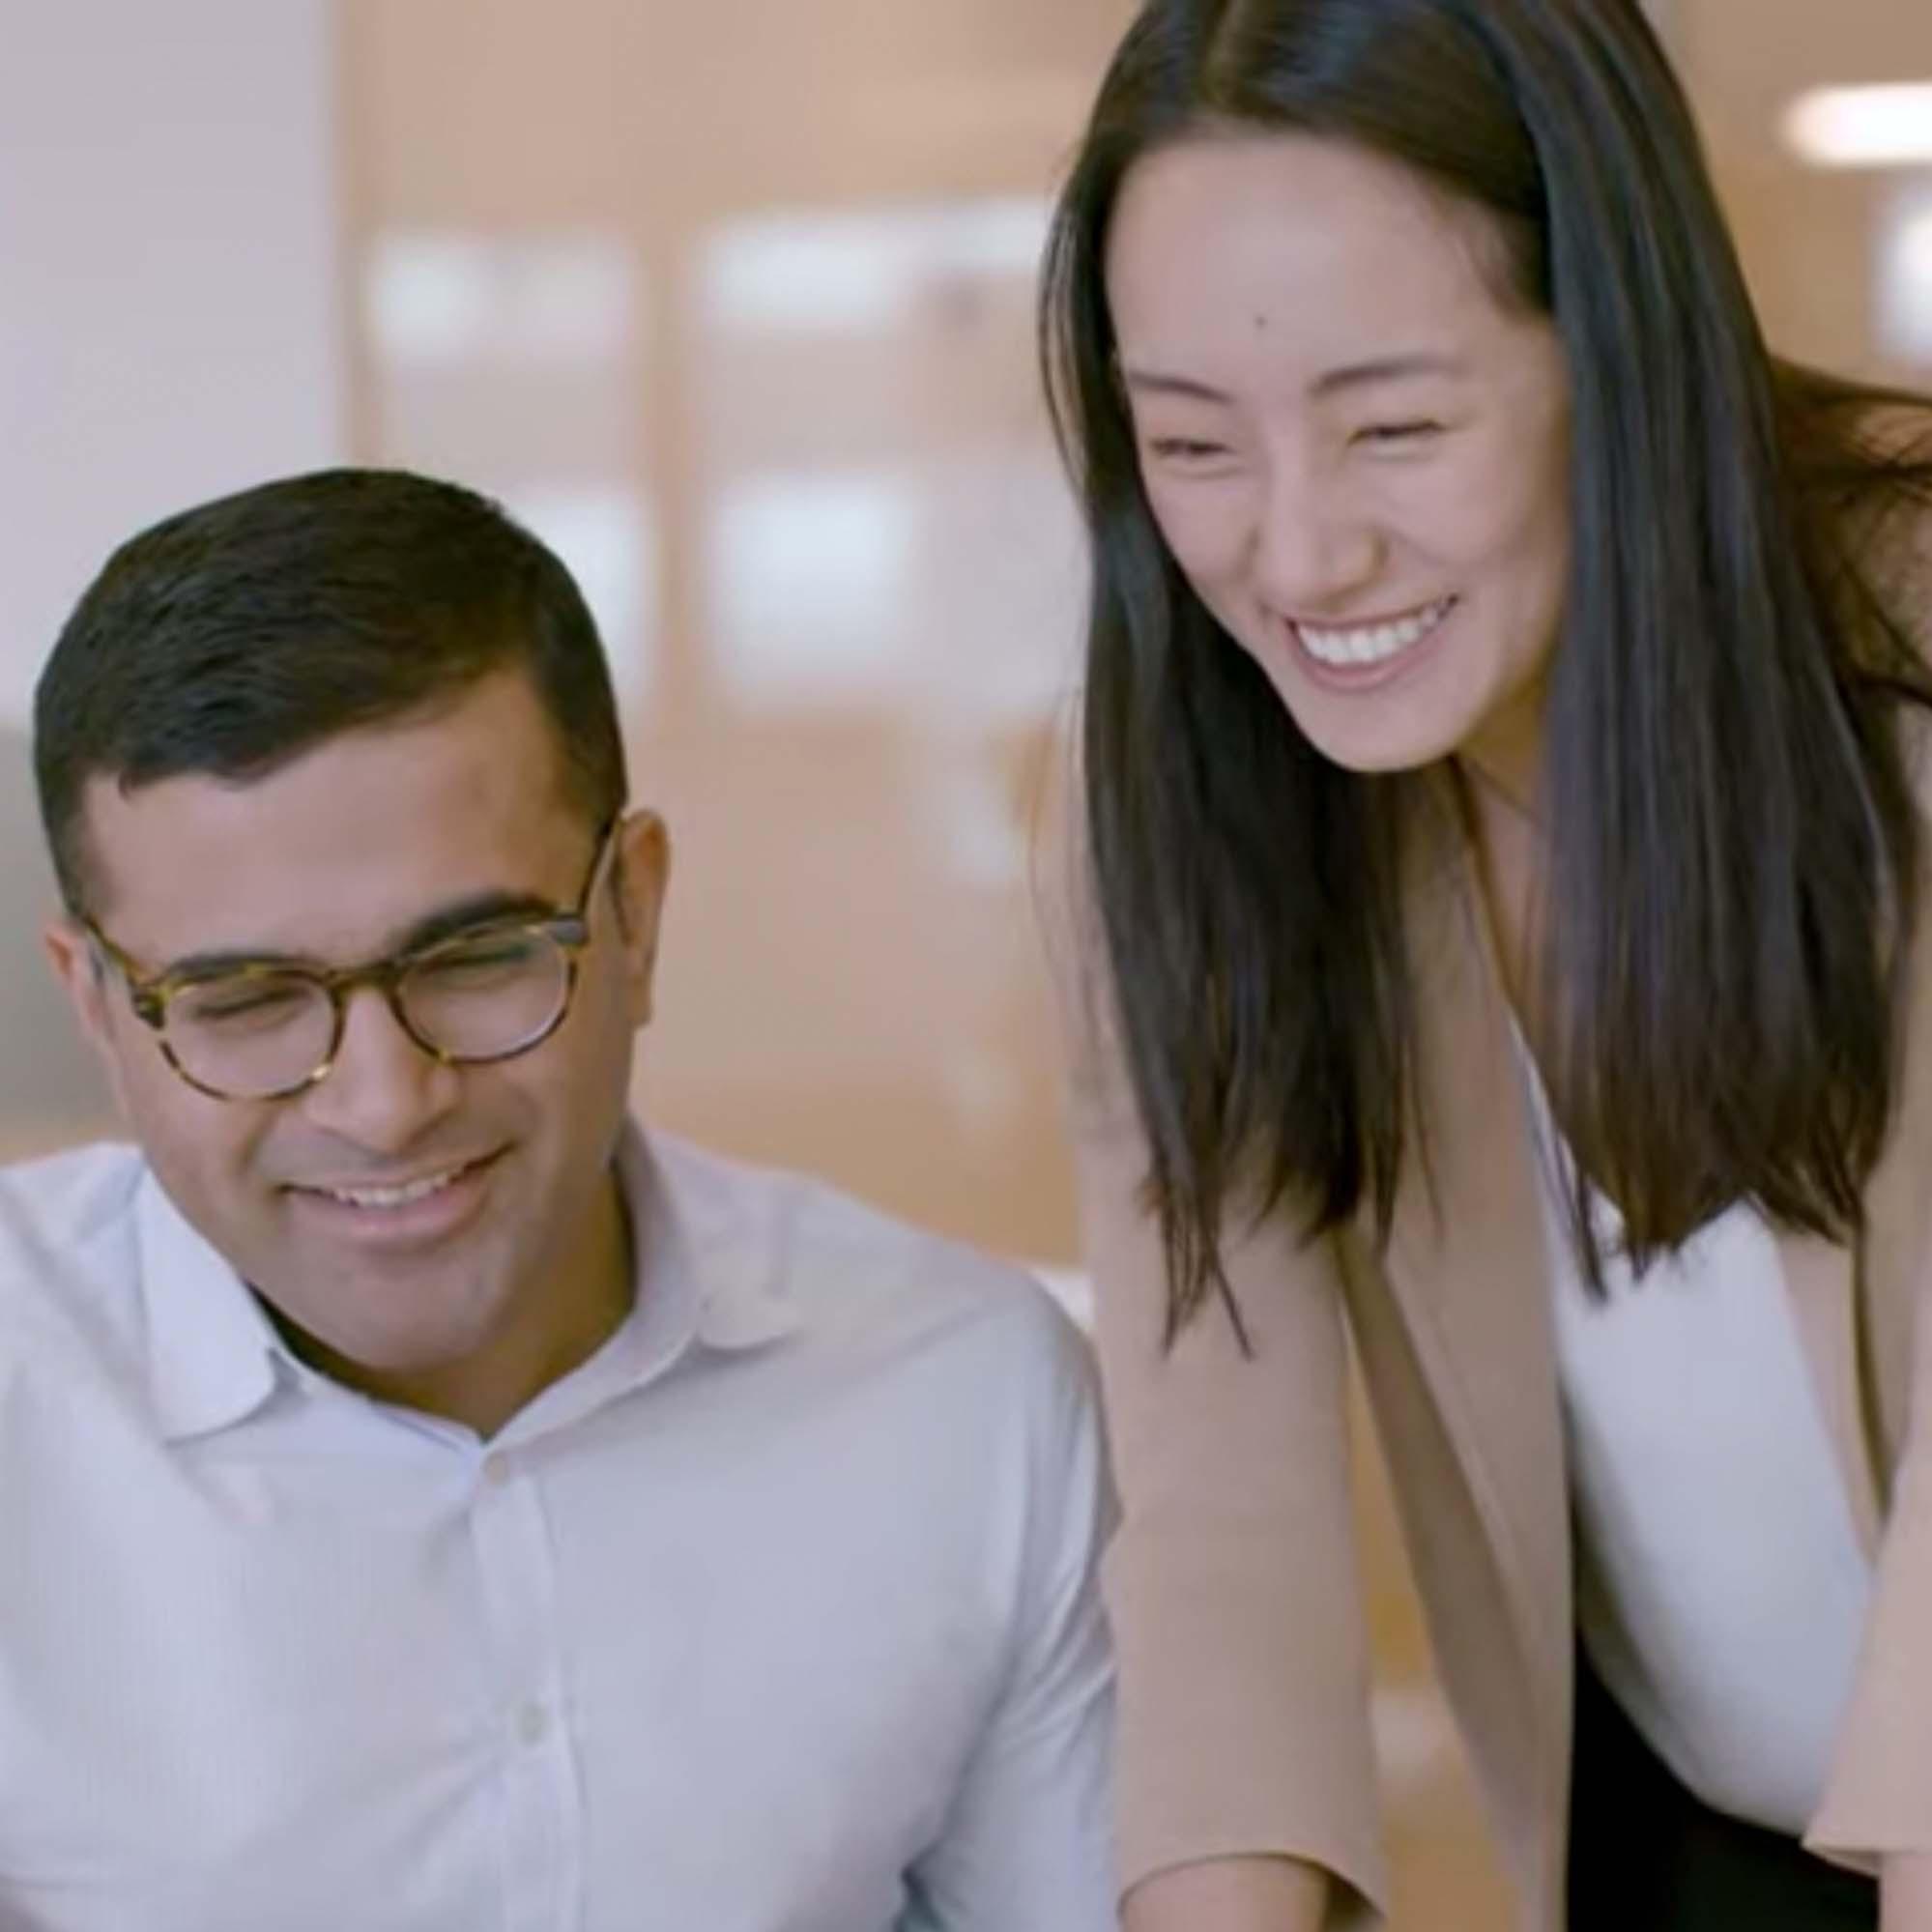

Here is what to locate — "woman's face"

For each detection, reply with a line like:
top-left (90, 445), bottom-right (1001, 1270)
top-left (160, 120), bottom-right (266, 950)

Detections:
top-left (1105, 132), bottom-right (1572, 786)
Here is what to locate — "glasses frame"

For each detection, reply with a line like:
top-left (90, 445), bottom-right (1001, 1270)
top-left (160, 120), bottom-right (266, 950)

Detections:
top-left (84, 813), bottom-right (622, 1103)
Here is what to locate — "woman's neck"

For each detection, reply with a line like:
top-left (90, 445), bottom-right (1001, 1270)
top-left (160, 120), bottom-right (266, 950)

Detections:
top-left (1452, 667), bottom-right (1554, 1021)
top-left (1454, 753), bottom-right (1547, 1026)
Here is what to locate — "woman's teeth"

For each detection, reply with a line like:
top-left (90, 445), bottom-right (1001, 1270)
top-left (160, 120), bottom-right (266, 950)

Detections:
top-left (1295, 596), bottom-right (1456, 668)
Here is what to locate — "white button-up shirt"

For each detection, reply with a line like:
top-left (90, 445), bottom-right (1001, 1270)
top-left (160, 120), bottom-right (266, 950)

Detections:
top-left (0, 1127), bottom-right (1115, 1932)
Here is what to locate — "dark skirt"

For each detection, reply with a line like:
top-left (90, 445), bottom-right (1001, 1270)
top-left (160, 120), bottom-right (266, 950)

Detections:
top-left (1567, 1652), bottom-right (1877, 1931)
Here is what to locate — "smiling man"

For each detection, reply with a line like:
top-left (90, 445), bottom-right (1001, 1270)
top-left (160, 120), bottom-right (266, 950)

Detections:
top-left (0, 468), bottom-right (1113, 1932)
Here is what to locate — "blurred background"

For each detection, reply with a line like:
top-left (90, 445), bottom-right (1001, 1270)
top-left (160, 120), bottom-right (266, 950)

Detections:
top-left (3, 1), bottom-right (1927, 1920)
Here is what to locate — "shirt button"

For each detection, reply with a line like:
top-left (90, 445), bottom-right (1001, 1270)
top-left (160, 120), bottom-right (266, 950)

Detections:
top-left (483, 1453), bottom-right (513, 1487)
top-left (516, 1701), bottom-right (549, 1746)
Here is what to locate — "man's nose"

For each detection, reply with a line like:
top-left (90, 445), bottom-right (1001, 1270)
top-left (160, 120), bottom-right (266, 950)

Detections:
top-left (296, 985), bottom-right (461, 1156)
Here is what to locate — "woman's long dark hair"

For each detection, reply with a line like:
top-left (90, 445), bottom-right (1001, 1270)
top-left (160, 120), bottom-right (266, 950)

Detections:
top-left (1041, 0), bottom-right (1932, 1335)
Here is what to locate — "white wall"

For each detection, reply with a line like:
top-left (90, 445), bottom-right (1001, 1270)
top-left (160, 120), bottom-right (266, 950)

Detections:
top-left (0, 0), bottom-right (344, 1140)
top-left (0, 0), bottom-right (346, 727)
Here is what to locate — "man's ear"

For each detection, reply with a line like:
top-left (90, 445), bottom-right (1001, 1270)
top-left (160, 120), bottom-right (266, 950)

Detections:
top-left (609, 811), bottom-right (671, 1028)
top-left (43, 918), bottom-right (134, 1115)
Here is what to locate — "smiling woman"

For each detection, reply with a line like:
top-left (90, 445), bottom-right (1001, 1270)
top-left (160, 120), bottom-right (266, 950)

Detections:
top-left (1105, 132), bottom-right (1571, 784)
top-left (1039, 1), bottom-right (1932, 1929)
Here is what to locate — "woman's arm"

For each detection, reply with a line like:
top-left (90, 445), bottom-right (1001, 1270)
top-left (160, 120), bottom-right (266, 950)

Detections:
top-left (1052, 892), bottom-right (1387, 1919)
top-left (1808, 703), bottom-right (1932, 1863)
top-left (1123, 1855), bottom-right (1330, 1931)
top-left (1885, 1855), bottom-right (1932, 1932)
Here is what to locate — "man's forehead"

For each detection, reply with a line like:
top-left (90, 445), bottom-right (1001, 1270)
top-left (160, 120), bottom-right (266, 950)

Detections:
top-left (74, 744), bottom-right (581, 962)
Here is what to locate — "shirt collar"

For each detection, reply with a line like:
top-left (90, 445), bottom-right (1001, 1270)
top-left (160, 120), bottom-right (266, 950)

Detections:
top-left (136, 1173), bottom-right (285, 1445)
top-left (137, 1118), bottom-right (802, 1446)
top-left (621, 1124), bottom-right (803, 1357)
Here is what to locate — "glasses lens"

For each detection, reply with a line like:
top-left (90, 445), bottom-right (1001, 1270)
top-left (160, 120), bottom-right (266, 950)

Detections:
top-left (165, 970), bottom-right (336, 1099)
top-left (398, 927), bottom-right (572, 1060)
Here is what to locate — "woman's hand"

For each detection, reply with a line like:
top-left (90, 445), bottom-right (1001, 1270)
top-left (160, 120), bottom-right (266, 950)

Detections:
top-left (1123, 1855), bottom-right (1330, 1931)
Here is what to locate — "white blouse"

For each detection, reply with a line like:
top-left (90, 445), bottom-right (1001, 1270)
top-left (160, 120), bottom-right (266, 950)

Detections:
top-left (1517, 1053), bottom-right (1872, 1833)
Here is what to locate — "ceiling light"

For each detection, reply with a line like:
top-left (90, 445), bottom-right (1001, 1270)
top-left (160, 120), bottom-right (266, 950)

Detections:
top-left (1784, 85), bottom-right (1932, 168)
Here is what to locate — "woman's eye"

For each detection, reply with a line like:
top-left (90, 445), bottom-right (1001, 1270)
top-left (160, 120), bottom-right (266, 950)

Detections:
top-left (1353, 420), bottom-right (1445, 447)
top-left (1146, 436), bottom-right (1229, 463)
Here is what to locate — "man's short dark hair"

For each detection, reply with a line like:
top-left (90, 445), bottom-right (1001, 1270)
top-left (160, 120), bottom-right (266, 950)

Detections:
top-left (34, 467), bottom-right (628, 914)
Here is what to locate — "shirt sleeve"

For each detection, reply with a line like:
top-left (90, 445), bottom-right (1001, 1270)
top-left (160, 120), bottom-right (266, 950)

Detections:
top-left (897, 1296), bottom-right (1117, 1932)
top-left (1071, 1071), bottom-right (1387, 1924)
top-left (1040, 816), bottom-right (1386, 1921)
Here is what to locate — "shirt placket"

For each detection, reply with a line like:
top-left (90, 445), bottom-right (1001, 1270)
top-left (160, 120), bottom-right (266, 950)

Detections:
top-left (471, 1446), bottom-right (585, 1932)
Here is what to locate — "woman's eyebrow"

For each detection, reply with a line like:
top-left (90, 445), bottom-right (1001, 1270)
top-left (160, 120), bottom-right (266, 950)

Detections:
top-left (1310, 351), bottom-right (1471, 396)
top-left (1119, 366), bottom-right (1235, 404)
top-left (1120, 350), bottom-right (1471, 405)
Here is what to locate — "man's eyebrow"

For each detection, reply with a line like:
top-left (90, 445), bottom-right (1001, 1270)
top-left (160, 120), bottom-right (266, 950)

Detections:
top-left (1119, 352), bottom-right (1470, 405)
top-left (151, 890), bottom-right (562, 982)
top-left (393, 890), bottom-right (562, 956)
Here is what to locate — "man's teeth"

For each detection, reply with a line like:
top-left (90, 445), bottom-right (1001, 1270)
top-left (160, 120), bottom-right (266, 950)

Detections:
top-left (324, 1166), bottom-right (467, 1210)
top-left (1296, 597), bottom-right (1455, 668)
